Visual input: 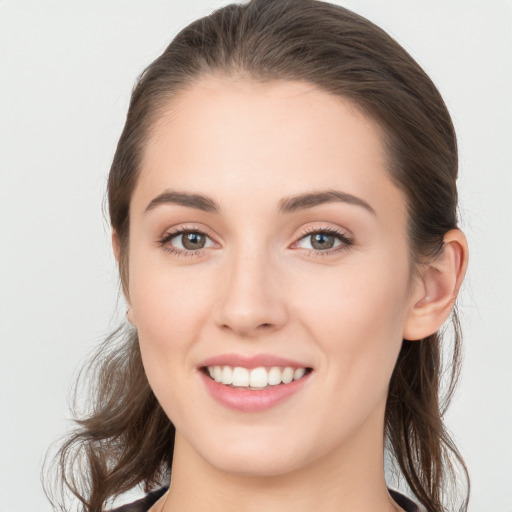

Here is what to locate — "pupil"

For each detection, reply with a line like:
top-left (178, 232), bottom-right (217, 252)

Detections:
top-left (182, 232), bottom-right (205, 250)
top-left (311, 233), bottom-right (334, 250)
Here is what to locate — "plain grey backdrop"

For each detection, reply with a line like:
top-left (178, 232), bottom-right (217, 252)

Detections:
top-left (1, 1), bottom-right (511, 511)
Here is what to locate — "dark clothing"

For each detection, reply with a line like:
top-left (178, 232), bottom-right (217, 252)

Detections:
top-left (111, 486), bottom-right (419, 512)
top-left (389, 489), bottom-right (420, 512)
top-left (110, 487), bottom-right (167, 512)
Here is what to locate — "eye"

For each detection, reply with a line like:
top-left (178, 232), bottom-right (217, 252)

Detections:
top-left (294, 228), bottom-right (352, 254)
top-left (158, 229), bottom-right (216, 254)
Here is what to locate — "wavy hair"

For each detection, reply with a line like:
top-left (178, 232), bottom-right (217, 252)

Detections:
top-left (45, 1), bottom-right (470, 510)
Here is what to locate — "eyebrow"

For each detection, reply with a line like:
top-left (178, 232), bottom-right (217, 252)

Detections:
top-left (279, 189), bottom-right (376, 215)
top-left (145, 191), bottom-right (220, 213)
top-left (144, 189), bottom-right (375, 215)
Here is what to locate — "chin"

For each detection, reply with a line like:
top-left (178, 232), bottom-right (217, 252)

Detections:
top-left (206, 448), bottom-right (307, 478)
top-left (183, 424), bottom-right (321, 478)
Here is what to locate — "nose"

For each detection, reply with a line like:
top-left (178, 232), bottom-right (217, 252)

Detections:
top-left (213, 247), bottom-right (288, 338)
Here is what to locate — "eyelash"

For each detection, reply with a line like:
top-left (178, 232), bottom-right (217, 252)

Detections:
top-left (294, 226), bottom-right (353, 257)
top-left (157, 225), bottom-right (353, 258)
top-left (157, 225), bottom-right (215, 258)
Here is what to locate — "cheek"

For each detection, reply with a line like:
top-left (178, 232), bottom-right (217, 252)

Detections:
top-left (283, 261), bottom-right (411, 449)
top-left (127, 260), bottom-right (217, 423)
top-left (292, 256), bottom-right (411, 387)
top-left (295, 252), bottom-right (410, 331)
top-left (128, 224), bottom-right (211, 326)
top-left (127, 245), bottom-right (216, 379)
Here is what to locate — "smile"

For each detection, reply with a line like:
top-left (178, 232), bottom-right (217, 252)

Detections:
top-left (198, 354), bottom-right (314, 411)
top-left (205, 365), bottom-right (311, 389)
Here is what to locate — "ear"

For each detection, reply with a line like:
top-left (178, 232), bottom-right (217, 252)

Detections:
top-left (403, 229), bottom-right (468, 341)
top-left (126, 306), bottom-right (135, 326)
top-left (112, 229), bottom-right (134, 324)
top-left (112, 228), bottom-right (121, 263)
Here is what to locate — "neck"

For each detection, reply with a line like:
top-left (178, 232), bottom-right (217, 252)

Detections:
top-left (163, 405), bottom-right (402, 512)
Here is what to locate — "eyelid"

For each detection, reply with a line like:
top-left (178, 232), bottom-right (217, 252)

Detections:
top-left (157, 224), bottom-right (220, 256)
top-left (159, 223), bottom-right (218, 241)
top-left (156, 223), bottom-right (353, 258)
top-left (291, 225), bottom-right (353, 254)
top-left (293, 224), bottom-right (352, 241)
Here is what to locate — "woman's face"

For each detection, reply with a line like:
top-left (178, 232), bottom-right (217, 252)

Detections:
top-left (126, 77), bottom-right (422, 476)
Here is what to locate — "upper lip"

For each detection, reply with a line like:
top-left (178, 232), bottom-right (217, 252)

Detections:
top-left (199, 353), bottom-right (312, 370)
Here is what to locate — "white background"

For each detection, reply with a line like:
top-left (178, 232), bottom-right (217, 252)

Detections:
top-left (1, 1), bottom-right (511, 511)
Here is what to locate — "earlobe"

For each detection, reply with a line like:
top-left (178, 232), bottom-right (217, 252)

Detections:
top-left (126, 307), bottom-right (135, 326)
top-left (112, 229), bottom-right (121, 262)
top-left (112, 228), bottom-right (132, 308)
top-left (403, 229), bottom-right (468, 341)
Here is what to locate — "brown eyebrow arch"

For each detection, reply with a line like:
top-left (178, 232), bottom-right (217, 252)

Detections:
top-left (144, 188), bottom-right (375, 216)
top-left (145, 190), bottom-right (220, 213)
top-left (279, 189), bottom-right (376, 215)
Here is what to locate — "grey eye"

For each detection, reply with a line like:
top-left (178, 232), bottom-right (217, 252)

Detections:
top-left (310, 233), bottom-right (336, 250)
top-left (182, 232), bottom-right (206, 250)
top-left (295, 231), bottom-right (346, 251)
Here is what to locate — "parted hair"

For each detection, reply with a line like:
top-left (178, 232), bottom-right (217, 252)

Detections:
top-left (45, 1), bottom-right (470, 511)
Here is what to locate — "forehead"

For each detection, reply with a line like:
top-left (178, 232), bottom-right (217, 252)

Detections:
top-left (144, 76), bottom-right (384, 170)
top-left (134, 75), bottom-right (405, 222)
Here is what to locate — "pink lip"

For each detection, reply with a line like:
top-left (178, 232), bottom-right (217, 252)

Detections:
top-left (199, 353), bottom-right (311, 370)
top-left (199, 371), bottom-right (311, 412)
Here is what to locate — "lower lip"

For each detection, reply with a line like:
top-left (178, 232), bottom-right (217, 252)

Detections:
top-left (200, 371), bottom-right (311, 412)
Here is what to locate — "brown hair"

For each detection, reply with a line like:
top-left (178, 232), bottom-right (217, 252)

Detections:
top-left (46, 1), bottom-right (469, 510)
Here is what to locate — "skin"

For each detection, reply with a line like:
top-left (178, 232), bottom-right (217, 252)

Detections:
top-left (115, 76), bottom-right (468, 512)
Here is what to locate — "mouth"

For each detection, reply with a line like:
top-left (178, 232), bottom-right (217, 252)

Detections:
top-left (198, 354), bottom-right (314, 411)
top-left (201, 365), bottom-right (313, 390)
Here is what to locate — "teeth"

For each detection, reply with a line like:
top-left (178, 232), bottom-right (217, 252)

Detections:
top-left (249, 367), bottom-right (268, 388)
top-left (282, 367), bottom-right (294, 384)
top-left (221, 366), bottom-right (233, 385)
top-left (232, 367), bottom-right (249, 387)
top-left (294, 368), bottom-right (306, 380)
top-left (268, 367), bottom-right (282, 386)
top-left (206, 365), bottom-right (309, 388)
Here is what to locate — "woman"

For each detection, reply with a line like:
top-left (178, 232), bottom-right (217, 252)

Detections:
top-left (48, 1), bottom-right (470, 511)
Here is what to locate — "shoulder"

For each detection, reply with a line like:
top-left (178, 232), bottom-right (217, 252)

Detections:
top-left (108, 487), bottom-right (168, 512)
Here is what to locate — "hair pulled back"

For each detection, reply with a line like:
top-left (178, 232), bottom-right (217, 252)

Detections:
top-left (47, 1), bottom-right (469, 511)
